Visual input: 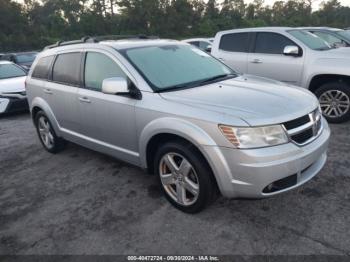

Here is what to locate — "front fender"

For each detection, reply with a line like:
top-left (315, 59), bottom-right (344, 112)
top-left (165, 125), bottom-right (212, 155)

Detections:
top-left (139, 117), bottom-right (234, 196)
top-left (30, 97), bottom-right (62, 137)
top-left (139, 117), bottom-right (217, 168)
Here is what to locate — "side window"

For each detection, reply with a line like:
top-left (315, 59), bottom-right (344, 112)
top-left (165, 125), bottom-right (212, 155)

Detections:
top-left (84, 52), bottom-right (127, 91)
top-left (32, 56), bottom-right (54, 80)
top-left (219, 33), bottom-right (249, 52)
top-left (189, 41), bottom-right (200, 47)
top-left (199, 41), bottom-right (210, 50)
top-left (52, 52), bottom-right (81, 86)
top-left (254, 32), bottom-right (295, 54)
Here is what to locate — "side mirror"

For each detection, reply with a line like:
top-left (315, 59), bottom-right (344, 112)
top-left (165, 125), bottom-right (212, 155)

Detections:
top-left (102, 77), bottom-right (129, 95)
top-left (283, 45), bottom-right (301, 57)
top-left (205, 45), bottom-right (212, 53)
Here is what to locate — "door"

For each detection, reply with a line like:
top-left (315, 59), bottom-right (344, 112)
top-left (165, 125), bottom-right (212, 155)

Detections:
top-left (214, 32), bottom-right (250, 74)
top-left (78, 51), bottom-right (138, 163)
top-left (247, 32), bottom-right (304, 86)
top-left (46, 52), bottom-right (81, 132)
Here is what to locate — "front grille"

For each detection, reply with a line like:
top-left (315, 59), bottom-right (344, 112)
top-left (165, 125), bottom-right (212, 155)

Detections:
top-left (283, 115), bottom-right (310, 130)
top-left (282, 109), bottom-right (322, 146)
top-left (291, 128), bottom-right (313, 144)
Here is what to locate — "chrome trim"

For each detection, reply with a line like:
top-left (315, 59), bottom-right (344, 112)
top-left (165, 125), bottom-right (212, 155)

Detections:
top-left (283, 109), bottom-right (324, 147)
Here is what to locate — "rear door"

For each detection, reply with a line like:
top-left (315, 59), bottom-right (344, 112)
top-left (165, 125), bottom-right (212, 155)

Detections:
top-left (212, 32), bottom-right (250, 73)
top-left (46, 51), bottom-right (82, 132)
top-left (247, 32), bottom-right (304, 85)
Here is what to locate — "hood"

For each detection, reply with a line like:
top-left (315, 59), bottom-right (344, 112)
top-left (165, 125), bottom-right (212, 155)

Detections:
top-left (0, 76), bottom-right (26, 94)
top-left (160, 75), bottom-right (318, 126)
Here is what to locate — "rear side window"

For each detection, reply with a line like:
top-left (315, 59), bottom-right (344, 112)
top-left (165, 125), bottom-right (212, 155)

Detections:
top-left (52, 53), bottom-right (81, 86)
top-left (84, 52), bottom-right (127, 91)
top-left (32, 56), bottom-right (54, 80)
top-left (219, 33), bottom-right (249, 52)
top-left (254, 32), bottom-right (295, 54)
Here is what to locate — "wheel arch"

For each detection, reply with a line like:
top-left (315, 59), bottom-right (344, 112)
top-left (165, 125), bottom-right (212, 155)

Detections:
top-left (308, 74), bottom-right (350, 93)
top-left (139, 118), bottom-right (223, 191)
top-left (30, 97), bottom-right (62, 137)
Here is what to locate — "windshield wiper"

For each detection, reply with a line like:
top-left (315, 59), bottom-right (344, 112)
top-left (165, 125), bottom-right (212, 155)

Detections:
top-left (156, 73), bottom-right (236, 93)
top-left (198, 74), bottom-right (236, 85)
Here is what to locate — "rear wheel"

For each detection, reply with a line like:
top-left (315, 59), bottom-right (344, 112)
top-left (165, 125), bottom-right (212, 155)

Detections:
top-left (315, 82), bottom-right (350, 123)
top-left (154, 141), bottom-right (217, 213)
top-left (34, 111), bottom-right (65, 153)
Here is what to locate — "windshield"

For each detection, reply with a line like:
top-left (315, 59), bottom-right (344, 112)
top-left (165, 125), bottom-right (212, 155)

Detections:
top-left (288, 30), bottom-right (331, 50)
top-left (337, 30), bottom-right (350, 41)
top-left (0, 64), bottom-right (26, 79)
top-left (16, 53), bottom-right (37, 63)
top-left (121, 44), bottom-right (235, 91)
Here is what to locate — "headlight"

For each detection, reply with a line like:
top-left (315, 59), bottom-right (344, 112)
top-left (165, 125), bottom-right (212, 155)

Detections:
top-left (219, 124), bottom-right (289, 149)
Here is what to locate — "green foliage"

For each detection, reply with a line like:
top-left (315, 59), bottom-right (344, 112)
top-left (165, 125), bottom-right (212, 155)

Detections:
top-left (0, 0), bottom-right (350, 51)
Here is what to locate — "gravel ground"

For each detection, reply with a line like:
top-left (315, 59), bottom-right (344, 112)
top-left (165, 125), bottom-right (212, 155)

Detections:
top-left (0, 113), bottom-right (349, 255)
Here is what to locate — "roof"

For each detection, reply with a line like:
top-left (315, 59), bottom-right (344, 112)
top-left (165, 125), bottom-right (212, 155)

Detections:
top-left (102, 39), bottom-right (182, 50)
top-left (216, 27), bottom-right (293, 35)
top-left (3, 51), bottom-right (38, 55)
top-left (296, 27), bottom-right (342, 32)
top-left (0, 61), bottom-right (13, 65)
top-left (182, 38), bottom-right (213, 43)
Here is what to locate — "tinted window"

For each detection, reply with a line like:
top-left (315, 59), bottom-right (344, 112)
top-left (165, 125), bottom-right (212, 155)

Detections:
top-left (16, 53), bottom-right (37, 63)
top-left (219, 33), bottom-right (249, 52)
top-left (254, 32), bottom-right (295, 54)
top-left (0, 64), bottom-right (26, 79)
top-left (52, 53), bottom-right (81, 86)
top-left (189, 41), bottom-right (200, 47)
top-left (32, 56), bottom-right (54, 80)
top-left (84, 52), bottom-right (127, 91)
top-left (199, 41), bottom-right (211, 50)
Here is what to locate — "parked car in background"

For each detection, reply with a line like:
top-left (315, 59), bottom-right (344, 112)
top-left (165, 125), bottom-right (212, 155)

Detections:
top-left (299, 27), bottom-right (350, 48)
top-left (1, 52), bottom-right (38, 71)
top-left (212, 27), bottom-right (350, 123)
top-left (26, 37), bottom-right (330, 213)
top-left (0, 53), bottom-right (4, 59)
top-left (0, 61), bottom-right (28, 114)
top-left (182, 38), bottom-right (213, 52)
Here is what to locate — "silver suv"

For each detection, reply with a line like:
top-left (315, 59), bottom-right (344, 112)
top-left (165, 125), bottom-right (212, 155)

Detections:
top-left (212, 27), bottom-right (350, 123)
top-left (26, 37), bottom-right (330, 213)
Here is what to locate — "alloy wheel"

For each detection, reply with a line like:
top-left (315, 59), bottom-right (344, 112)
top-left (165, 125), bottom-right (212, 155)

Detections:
top-left (159, 153), bottom-right (200, 206)
top-left (38, 116), bottom-right (54, 149)
top-left (319, 89), bottom-right (350, 119)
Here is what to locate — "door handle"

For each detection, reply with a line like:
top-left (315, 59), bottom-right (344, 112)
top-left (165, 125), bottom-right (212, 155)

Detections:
top-left (79, 97), bottom-right (91, 103)
top-left (43, 88), bottom-right (53, 94)
top-left (251, 59), bottom-right (263, 64)
top-left (218, 57), bottom-right (225, 61)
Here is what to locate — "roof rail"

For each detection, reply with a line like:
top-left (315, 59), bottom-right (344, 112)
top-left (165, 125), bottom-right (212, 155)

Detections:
top-left (44, 35), bottom-right (159, 50)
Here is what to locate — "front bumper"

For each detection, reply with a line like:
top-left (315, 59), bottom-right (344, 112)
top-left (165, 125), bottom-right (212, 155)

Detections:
top-left (0, 97), bottom-right (29, 114)
top-left (203, 118), bottom-right (331, 198)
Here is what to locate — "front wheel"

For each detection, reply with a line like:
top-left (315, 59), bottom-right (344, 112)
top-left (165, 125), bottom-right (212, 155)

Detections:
top-left (154, 141), bottom-right (217, 213)
top-left (315, 82), bottom-right (350, 123)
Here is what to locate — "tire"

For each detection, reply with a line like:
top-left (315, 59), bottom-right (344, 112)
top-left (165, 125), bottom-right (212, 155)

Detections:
top-left (34, 111), bottom-right (65, 153)
top-left (315, 82), bottom-right (350, 123)
top-left (154, 140), bottom-right (217, 213)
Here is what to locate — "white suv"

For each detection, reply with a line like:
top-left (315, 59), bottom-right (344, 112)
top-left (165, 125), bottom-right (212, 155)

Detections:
top-left (212, 27), bottom-right (350, 123)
